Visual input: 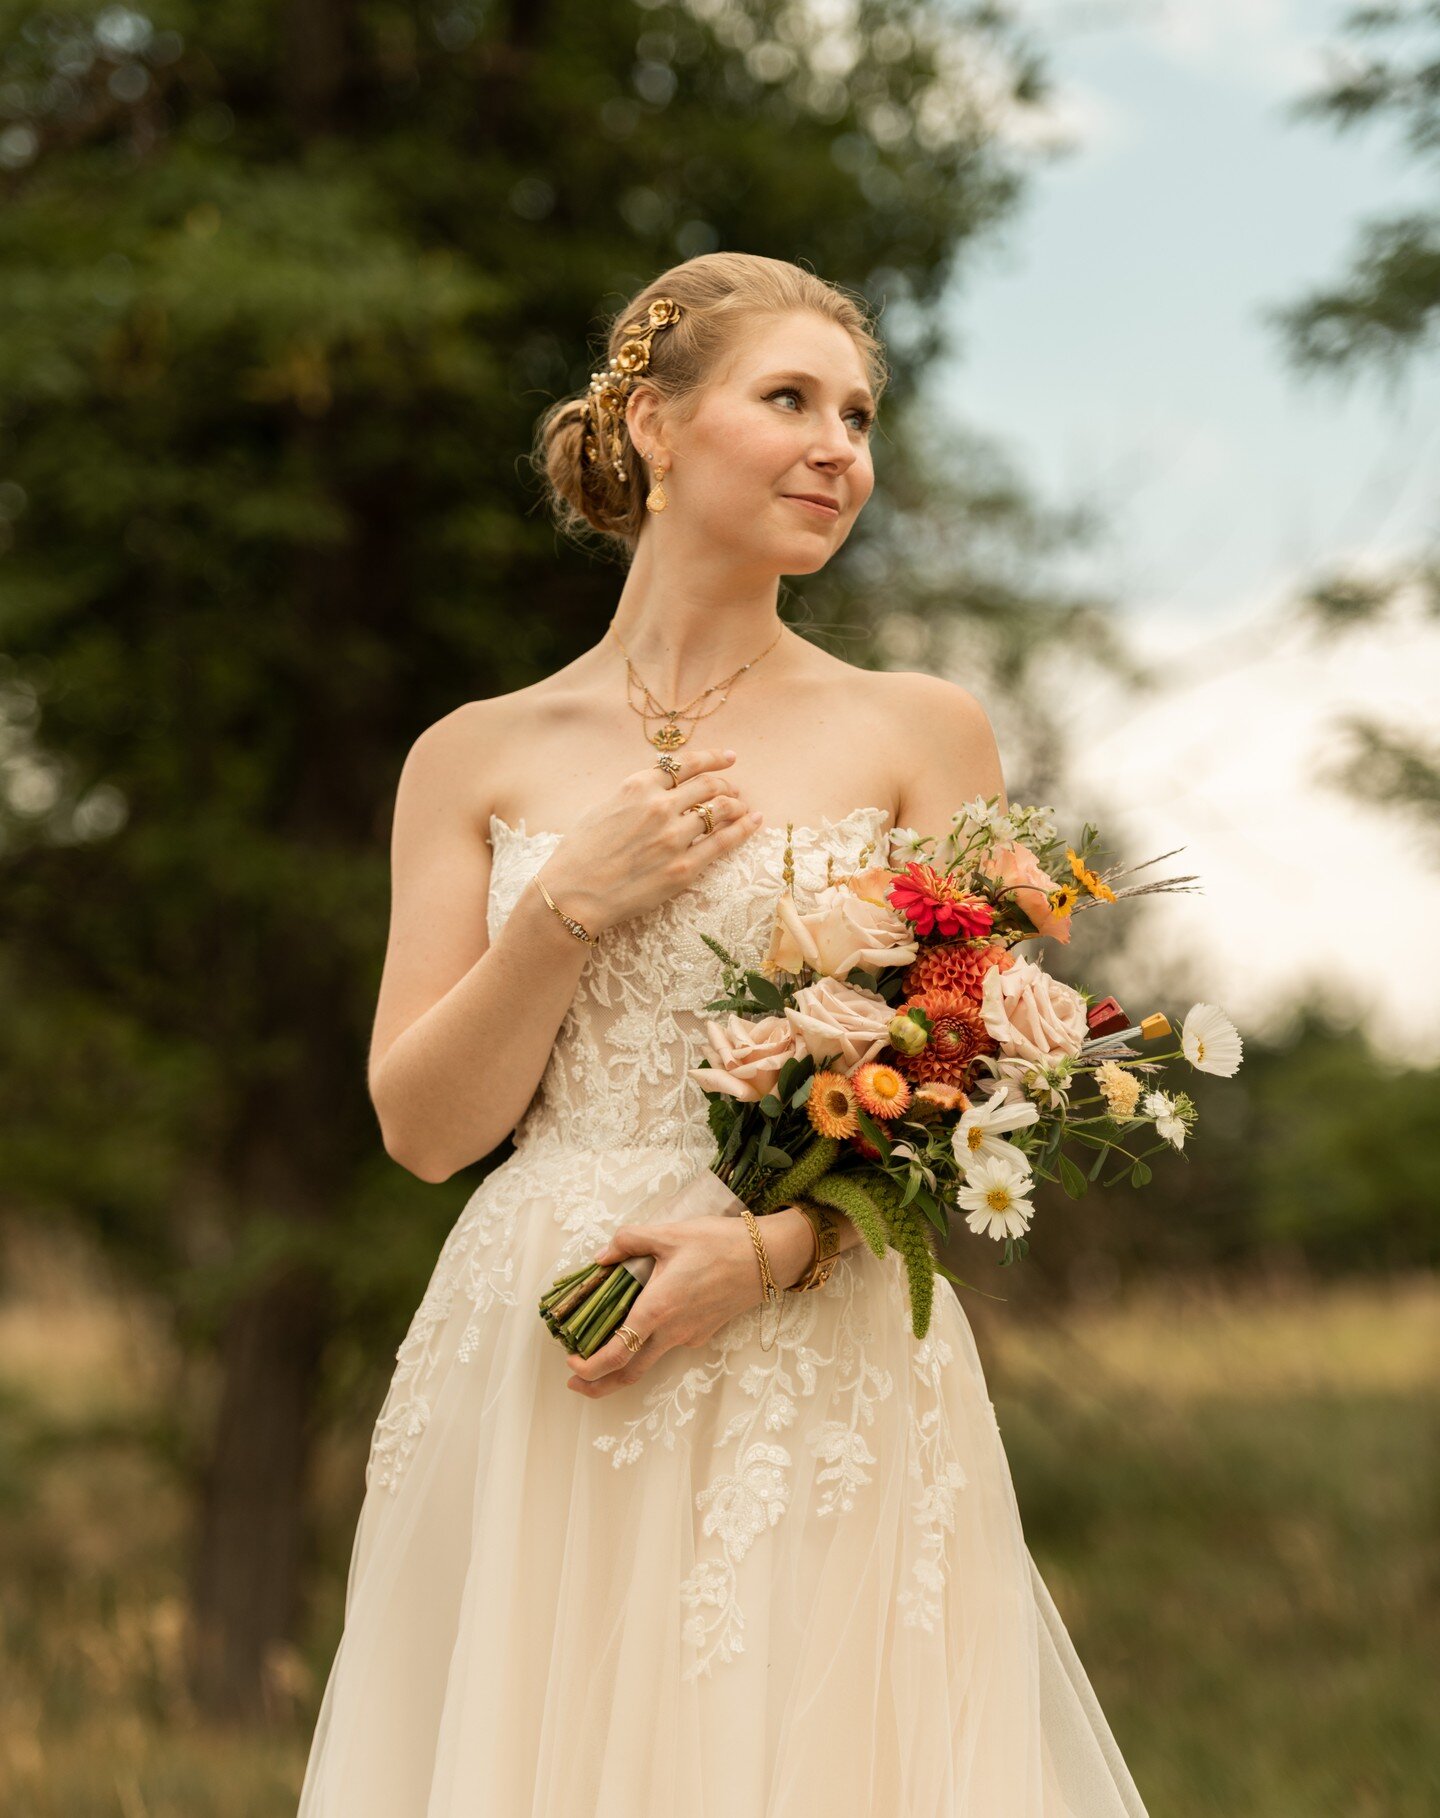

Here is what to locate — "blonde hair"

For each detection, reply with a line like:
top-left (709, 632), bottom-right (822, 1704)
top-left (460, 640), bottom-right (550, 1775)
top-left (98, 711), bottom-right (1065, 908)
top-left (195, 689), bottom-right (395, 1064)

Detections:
top-left (532, 252), bottom-right (889, 562)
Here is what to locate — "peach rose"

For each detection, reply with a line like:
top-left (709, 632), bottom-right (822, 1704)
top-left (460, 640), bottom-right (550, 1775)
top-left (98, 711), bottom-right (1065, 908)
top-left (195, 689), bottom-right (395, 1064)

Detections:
top-left (687, 1012), bottom-right (799, 1102)
top-left (784, 976), bottom-right (894, 1074)
top-left (979, 955), bottom-right (1087, 1067)
top-left (987, 841), bottom-right (1072, 945)
top-left (764, 885), bottom-right (917, 979)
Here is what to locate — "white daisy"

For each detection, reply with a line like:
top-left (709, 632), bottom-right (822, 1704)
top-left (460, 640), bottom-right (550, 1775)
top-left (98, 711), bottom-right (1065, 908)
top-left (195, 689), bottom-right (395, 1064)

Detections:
top-left (957, 1153), bottom-right (1035, 1241)
top-left (953, 1095), bottom-right (1040, 1175)
top-left (1142, 1088), bottom-right (1189, 1150)
top-left (1180, 1002), bottom-right (1243, 1077)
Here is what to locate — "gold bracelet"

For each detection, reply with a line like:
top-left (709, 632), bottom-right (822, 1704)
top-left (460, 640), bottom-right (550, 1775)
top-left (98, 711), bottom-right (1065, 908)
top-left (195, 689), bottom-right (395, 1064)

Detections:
top-left (531, 872), bottom-right (597, 945)
top-left (789, 1199), bottom-right (846, 1292)
top-left (738, 1205), bottom-right (788, 1352)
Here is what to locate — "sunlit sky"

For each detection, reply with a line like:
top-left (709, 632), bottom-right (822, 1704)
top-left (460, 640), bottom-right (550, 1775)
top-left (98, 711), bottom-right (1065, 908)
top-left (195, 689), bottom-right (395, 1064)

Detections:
top-left (935, 0), bottom-right (1440, 1060)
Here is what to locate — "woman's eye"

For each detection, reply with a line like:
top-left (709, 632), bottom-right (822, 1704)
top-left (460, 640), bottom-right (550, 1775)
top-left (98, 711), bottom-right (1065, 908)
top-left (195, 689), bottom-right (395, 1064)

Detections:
top-left (766, 386), bottom-right (873, 433)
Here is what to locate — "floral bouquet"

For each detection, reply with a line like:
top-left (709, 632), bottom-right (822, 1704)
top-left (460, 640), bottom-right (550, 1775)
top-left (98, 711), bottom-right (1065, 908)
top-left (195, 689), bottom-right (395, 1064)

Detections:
top-left (539, 794), bottom-right (1243, 1354)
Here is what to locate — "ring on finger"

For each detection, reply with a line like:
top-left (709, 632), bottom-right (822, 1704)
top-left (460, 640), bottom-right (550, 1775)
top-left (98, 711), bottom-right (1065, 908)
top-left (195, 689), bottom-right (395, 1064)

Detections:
top-left (655, 754), bottom-right (681, 789)
top-left (683, 801), bottom-right (716, 837)
top-left (616, 1323), bottom-right (646, 1355)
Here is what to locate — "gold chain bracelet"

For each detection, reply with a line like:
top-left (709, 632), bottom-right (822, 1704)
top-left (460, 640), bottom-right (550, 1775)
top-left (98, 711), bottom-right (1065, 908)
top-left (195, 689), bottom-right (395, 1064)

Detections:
top-left (531, 872), bottom-right (597, 945)
top-left (738, 1205), bottom-right (789, 1352)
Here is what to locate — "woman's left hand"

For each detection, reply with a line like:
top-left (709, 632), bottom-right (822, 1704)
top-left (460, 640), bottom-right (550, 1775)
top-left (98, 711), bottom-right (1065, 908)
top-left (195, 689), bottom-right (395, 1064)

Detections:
top-left (563, 1211), bottom-right (805, 1399)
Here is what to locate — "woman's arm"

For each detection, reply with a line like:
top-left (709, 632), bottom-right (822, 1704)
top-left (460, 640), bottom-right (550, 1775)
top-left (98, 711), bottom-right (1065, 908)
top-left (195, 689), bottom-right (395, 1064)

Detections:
top-left (368, 705), bottom-right (601, 1182)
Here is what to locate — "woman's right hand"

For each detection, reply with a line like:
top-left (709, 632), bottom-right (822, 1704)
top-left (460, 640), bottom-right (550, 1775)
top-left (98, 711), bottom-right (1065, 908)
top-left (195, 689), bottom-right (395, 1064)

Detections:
top-left (535, 747), bottom-right (764, 934)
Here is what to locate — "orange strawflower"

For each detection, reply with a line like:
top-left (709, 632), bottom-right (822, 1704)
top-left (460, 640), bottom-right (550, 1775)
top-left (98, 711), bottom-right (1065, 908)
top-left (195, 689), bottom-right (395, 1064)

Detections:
top-left (808, 1069), bottom-right (860, 1140)
top-left (851, 1062), bottom-right (912, 1121)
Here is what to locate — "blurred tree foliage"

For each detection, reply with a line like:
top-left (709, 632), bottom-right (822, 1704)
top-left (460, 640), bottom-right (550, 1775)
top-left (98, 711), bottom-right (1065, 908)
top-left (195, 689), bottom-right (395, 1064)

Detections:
top-left (0, 0), bottom-right (1133, 1718)
top-left (1063, 1008), bottom-right (1440, 1288)
top-left (1267, 0), bottom-right (1440, 851)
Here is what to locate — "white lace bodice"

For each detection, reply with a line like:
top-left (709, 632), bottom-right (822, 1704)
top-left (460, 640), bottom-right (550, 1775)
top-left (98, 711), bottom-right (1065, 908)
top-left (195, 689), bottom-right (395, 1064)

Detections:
top-left (486, 805), bottom-right (895, 1162)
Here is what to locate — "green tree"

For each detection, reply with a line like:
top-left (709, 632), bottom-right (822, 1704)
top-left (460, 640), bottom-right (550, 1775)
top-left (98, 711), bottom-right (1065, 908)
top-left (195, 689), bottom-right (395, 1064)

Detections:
top-left (1266, 0), bottom-right (1440, 852)
top-left (0, 0), bottom-right (1114, 1718)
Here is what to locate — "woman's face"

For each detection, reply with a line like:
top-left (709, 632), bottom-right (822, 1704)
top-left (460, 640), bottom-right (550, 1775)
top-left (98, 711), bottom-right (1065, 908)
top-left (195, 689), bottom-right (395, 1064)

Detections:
top-left (632, 310), bottom-right (878, 575)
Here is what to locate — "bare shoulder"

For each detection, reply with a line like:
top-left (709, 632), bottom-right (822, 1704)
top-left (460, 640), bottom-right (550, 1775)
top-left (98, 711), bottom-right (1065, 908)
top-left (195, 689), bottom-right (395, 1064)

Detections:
top-left (393, 683), bottom-right (547, 830)
top-left (868, 670), bottom-right (1009, 823)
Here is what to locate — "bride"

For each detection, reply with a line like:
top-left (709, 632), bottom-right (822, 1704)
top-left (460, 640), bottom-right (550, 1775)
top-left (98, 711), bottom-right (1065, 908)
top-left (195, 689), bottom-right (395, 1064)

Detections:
top-left (296, 252), bottom-right (1150, 1816)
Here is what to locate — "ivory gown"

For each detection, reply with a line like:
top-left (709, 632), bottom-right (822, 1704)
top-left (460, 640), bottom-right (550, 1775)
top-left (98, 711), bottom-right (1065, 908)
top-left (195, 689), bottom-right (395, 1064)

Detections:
top-left (296, 803), bottom-right (1151, 1818)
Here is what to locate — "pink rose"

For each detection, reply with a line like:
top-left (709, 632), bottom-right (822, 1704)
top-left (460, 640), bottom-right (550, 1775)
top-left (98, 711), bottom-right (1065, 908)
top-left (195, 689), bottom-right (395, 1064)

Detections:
top-left (987, 841), bottom-right (1072, 945)
top-left (979, 955), bottom-right (1088, 1067)
top-left (764, 886), bottom-right (918, 979)
top-left (687, 1013), bottom-right (799, 1102)
top-left (785, 976), bottom-right (894, 1074)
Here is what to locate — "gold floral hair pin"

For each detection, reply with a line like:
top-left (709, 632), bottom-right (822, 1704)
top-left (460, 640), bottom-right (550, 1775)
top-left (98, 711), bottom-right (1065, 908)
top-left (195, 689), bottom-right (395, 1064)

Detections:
top-left (582, 296), bottom-right (685, 483)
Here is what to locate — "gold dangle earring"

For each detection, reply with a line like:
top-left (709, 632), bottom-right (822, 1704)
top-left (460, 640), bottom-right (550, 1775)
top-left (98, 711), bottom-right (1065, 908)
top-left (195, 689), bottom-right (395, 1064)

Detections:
top-left (645, 452), bottom-right (670, 514)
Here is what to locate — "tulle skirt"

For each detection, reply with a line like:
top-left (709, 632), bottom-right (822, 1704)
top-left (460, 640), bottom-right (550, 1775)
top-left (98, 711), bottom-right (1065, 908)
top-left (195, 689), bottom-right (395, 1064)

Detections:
top-left (297, 1141), bottom-right (1150, 1817)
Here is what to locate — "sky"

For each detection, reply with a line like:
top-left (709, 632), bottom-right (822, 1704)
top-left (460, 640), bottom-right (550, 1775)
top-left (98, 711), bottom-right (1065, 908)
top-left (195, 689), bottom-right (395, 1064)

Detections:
top-left (934, 0), bottom-right (1440, 1060)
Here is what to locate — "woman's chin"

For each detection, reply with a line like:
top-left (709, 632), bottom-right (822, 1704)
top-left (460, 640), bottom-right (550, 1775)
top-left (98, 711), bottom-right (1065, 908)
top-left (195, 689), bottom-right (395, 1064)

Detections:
top-left (774, 537), bottom-right (834, 576)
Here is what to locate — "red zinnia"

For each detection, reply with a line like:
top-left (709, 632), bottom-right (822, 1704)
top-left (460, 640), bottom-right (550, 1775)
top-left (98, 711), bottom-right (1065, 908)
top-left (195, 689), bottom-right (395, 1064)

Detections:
top-left (887, 863), bottom-right (996, 940)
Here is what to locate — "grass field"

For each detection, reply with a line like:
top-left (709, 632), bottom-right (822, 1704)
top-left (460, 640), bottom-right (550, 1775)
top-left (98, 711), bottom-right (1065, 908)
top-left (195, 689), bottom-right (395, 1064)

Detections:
top-left (0, 1232), bottom-right (1435, 1816)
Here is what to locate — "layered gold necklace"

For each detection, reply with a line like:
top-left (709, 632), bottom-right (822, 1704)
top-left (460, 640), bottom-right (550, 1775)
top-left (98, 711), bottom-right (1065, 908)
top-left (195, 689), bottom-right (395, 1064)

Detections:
top-left (608, 622), bottom-right (784, 750)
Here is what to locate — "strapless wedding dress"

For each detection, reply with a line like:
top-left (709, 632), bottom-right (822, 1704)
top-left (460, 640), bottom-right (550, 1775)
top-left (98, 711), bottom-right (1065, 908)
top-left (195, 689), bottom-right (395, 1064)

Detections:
top-left (296, 805), bottom-right (1151, 1817)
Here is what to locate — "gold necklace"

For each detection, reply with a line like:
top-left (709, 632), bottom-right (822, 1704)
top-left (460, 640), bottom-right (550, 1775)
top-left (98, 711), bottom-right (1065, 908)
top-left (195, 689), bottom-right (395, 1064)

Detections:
top-left (608, 623), bottom-right (785, 750)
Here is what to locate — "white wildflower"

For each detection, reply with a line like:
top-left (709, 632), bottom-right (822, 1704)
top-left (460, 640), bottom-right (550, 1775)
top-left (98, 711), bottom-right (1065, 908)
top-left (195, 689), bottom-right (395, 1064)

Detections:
top-left (1142, 1087), bottom-right (1195, 1150)
top-left (952, 794), bottom-right (1016, 846)
top-left (1007, 802), bottom-right (1057, 846)
top-left (887, 825), bottom-right (931, 866)
top-left (957, 1153), bottom-right (1035, 1241)
top-left (1180, 1002), bottom-right (1243, 1077)
top-left (953, 1095), bottom-right (1040, 1175)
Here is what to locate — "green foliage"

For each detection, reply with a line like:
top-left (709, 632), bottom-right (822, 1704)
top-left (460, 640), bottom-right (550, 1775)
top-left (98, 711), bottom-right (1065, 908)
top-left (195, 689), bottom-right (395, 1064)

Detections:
top-left (803, 1169), bottom-right (891, 1260)
top-left (871, 1171), bottom-right (937, 1339)
top-left (1271, 0), bottom-right (1440, 380)
top-left (753, 1133), bottom-right (839, 1214)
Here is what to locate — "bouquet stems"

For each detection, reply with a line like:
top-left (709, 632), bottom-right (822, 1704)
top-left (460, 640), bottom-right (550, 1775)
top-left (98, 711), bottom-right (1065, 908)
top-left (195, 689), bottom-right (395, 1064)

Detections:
top-left (539, 1261), bottom-right (645, 1359)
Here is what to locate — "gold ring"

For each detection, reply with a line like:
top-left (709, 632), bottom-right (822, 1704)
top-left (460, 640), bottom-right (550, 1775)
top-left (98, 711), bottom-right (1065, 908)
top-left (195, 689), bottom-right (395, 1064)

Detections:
top-left (684, 802), bottom-right (715, 836)
top-left (655, 754), bottom-right (681, 789)
top-left (616, 1323), bottom-right (645, 1355)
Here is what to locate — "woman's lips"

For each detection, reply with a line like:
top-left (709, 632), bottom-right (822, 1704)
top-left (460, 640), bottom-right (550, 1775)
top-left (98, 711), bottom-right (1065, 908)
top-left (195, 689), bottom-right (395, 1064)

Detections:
top-left (784, 495), bottom-right (840, 519)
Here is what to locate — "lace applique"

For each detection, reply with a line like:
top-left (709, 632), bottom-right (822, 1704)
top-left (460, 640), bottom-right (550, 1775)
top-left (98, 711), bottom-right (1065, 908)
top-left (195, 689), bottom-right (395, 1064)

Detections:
top-left (485, 806), bottom-right (895, 1164)
top-left (366, 1147), bottom-right (600, 1495)
top-left (593, 1253), bottom-right (900, 1679)
top-left (893, 1310), bottom-right (971, 1632)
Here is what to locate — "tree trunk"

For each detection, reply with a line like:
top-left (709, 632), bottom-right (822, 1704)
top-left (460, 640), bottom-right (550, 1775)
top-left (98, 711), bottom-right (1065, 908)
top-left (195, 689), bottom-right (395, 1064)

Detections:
top-left (186, 1192), bottom-right (333, 1722)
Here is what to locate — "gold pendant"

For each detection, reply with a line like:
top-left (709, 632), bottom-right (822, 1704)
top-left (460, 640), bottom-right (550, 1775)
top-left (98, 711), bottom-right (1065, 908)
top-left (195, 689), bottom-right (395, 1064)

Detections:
top-left (651, 721), bottom-right (687, 750)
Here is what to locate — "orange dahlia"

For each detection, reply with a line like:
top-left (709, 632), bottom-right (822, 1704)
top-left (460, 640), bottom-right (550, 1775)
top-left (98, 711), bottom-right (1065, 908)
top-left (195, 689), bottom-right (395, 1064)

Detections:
top-left (901, 938), bottom-right (1015, 1004)
top-left (851, 1062), bottom-right (912, 1121)
top-left (893, 989), bottom-right (997, 1089)
top-left (807, 1069), bottom-right (860, 1139)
